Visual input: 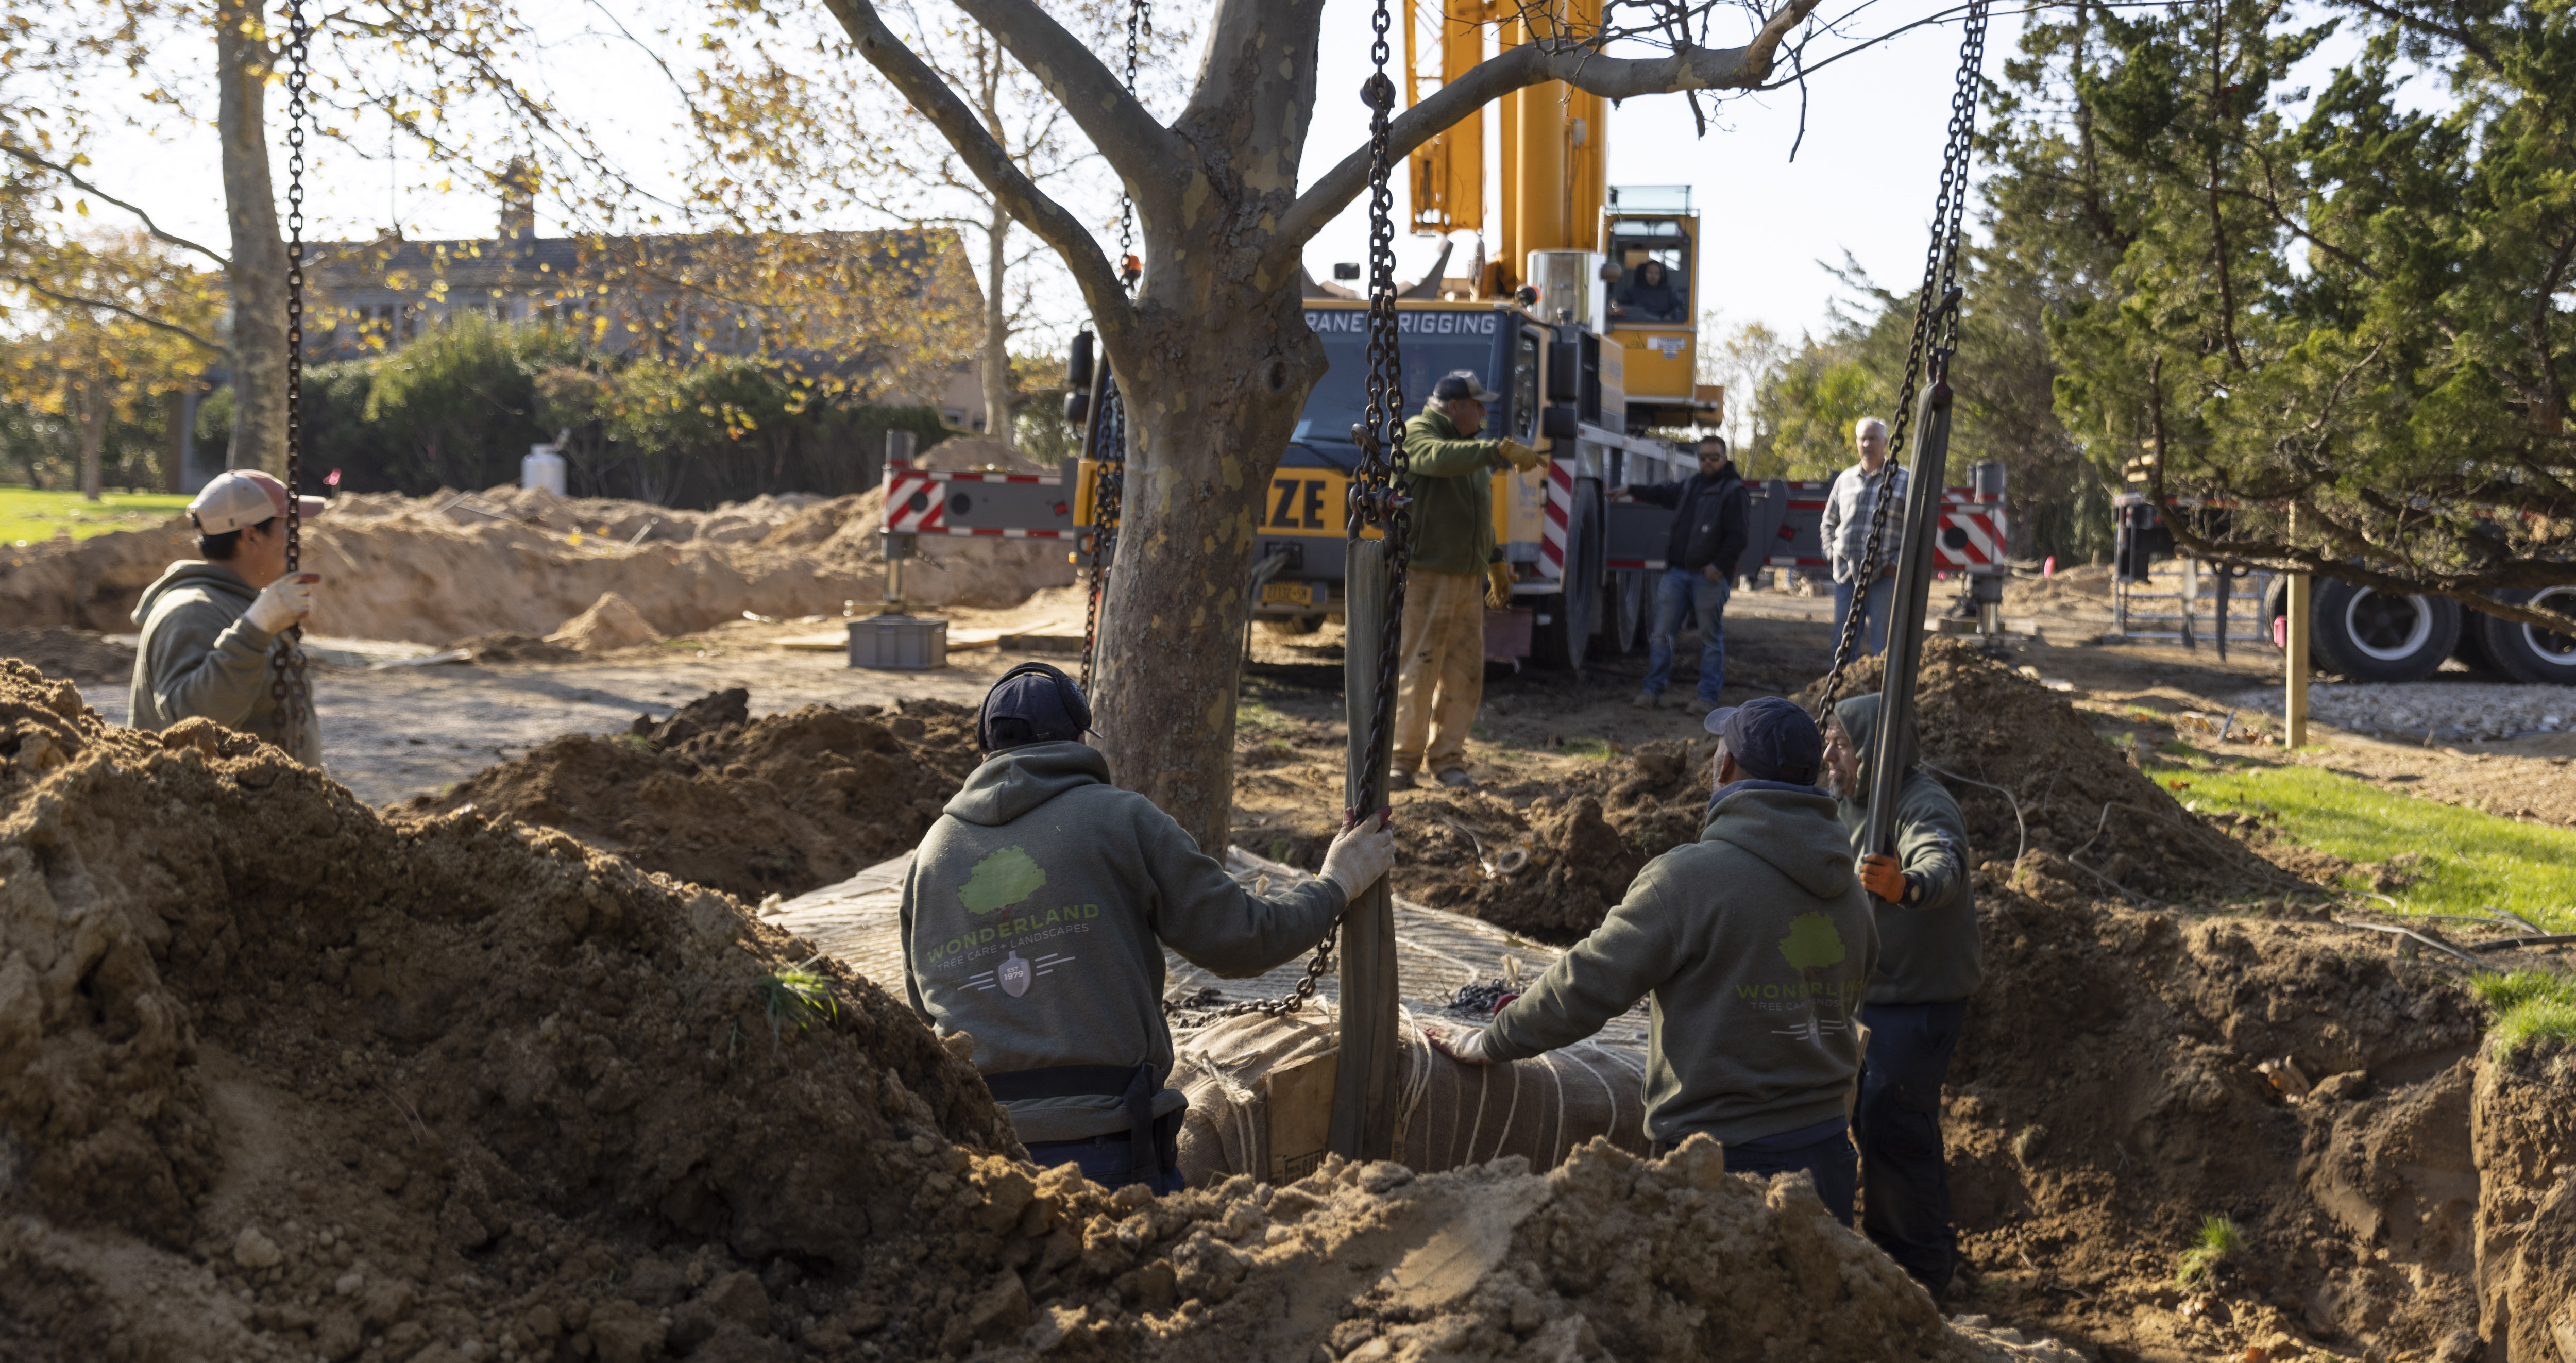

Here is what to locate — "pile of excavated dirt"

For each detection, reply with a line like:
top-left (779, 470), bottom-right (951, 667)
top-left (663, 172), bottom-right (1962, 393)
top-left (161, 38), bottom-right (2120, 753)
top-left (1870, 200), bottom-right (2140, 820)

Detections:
top-left (0, 626), bottom-right (137, 682)
top-left (0, 661), bottom-right (1011, 1362)
top-left (1798, 639), bottom-right (2287, 904)
top-left (0, 484), bottom-right (1074, 644)
top-left (0, 661), bottom-right (2046, 1363)
top-left (400, 689), bottom-right (982, 903)
top-left (2471, 1036), bottom-right (2576, 1359)
top-left (1317, 640), bottom-right (2292, 946)
top-left (1939, 869), bottom-right (2502, 1360)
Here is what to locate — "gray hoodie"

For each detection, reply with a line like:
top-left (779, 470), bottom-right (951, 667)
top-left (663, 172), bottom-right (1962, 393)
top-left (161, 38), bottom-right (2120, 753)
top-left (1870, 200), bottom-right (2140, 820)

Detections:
top-left (1833, 693), bottom-right (1982, 1005)
top-left (901, 741), bottom-right (1347, 1143)
top-left (128, 561), bottom-right (320, 766)
top-left (1484, 783), bottom-right (1879, 1146)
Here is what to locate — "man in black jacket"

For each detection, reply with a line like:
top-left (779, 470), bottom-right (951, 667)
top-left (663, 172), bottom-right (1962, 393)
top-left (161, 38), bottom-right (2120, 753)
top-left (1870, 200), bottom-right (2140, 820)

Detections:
top-left (1614, 437), bottom-right (1749, 713)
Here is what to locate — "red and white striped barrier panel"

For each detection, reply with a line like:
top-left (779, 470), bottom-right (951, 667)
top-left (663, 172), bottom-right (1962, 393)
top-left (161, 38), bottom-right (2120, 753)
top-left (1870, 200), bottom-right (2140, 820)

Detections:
top-left (1539, 458), bottom-right (1574, 579)
top-left (880, 464), bottom-right (1072, 540)
top-left (1935, 490), bottom-right (2007, 572)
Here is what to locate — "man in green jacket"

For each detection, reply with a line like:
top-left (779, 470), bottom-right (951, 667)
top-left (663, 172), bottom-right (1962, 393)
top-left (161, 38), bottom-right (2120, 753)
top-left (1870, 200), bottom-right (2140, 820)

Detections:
top-left (1391, 371), bottom-right (1541, 790)
top-left (128, 469), bottom-right (326, 766)
top-left (1826, 692), bottom-right (1982, 1291)
top-left (903, 662), bottom-right (1396, 1192)
top-left (1429, 696), bottom-right (1878, 1223)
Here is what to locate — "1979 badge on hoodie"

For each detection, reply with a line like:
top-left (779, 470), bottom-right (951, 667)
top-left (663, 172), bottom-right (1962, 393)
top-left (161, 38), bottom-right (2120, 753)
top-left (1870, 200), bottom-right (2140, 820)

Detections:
top-left (998, 950), bottom-right (1032, 997)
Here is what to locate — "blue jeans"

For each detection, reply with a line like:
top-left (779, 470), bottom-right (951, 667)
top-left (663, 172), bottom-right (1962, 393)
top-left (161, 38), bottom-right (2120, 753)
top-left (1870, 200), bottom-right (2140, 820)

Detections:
top-left (1833, 575), bottom-right (1896, 655)
top-left (1726, 1131), bottom-right (1859, 1227)
top-left (1023, 1110), bottom-right (1184, 1193)
top-left (1857, 1001), bottom-right (1966, 1289)
top-left (1644, 567), bottom-right (1729, 702)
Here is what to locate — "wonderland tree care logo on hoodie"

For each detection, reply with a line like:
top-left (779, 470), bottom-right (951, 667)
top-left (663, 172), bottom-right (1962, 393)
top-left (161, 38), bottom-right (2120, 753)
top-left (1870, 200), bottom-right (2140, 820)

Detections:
top-left (1736, 911), bottom-right (1852, 1047)
top-left (935, 846), bottom-right (1088, 998)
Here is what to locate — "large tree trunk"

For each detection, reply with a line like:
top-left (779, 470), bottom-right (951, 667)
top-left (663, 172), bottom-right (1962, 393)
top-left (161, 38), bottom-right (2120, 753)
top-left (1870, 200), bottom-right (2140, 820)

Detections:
top-left (980, 200), bottom-right (1013, 452)
top-left (1094, 292), bottom-right (1325, 852)
top-left (216, 0), bottom-right (290, 476)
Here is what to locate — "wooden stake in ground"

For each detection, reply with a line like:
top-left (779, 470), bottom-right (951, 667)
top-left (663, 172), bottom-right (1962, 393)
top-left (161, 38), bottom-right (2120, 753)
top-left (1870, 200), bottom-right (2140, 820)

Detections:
top-left (1332, 537), bottom-right (1399, 1163)
top-left (2285, 508), bottom-right (2310, 748)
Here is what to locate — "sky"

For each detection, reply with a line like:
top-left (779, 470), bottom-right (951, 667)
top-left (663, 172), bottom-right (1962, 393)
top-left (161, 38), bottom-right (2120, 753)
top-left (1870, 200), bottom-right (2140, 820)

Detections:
top-left (49, 2), bottom-right (2410, 355)
top-left (1297, 0), bottom-right (2029, 348)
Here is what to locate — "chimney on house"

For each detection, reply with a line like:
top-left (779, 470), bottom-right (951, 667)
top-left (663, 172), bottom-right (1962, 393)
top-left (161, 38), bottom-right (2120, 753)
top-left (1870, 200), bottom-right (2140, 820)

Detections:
top-left (498, 157), bottom-right (538, 243)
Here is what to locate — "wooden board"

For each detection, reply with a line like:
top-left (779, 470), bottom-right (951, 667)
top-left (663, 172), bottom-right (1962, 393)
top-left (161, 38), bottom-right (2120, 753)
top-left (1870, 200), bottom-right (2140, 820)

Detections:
top-left (1264, 1050), bottom-right (1338, 1184)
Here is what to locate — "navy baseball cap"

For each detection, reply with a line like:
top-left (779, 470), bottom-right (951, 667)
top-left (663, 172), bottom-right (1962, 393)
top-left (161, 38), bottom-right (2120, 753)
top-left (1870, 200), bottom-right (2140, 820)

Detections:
top-left (1432, 369), bottom-right (1500, 403)
top-left (1702, 695), bottom-right (1824, 785)
top-left (976, 662), bottom-right (1094, 751)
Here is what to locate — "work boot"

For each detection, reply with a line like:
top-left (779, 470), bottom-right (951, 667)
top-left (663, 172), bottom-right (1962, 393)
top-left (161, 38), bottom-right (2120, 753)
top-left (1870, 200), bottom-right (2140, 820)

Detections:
top-left (1387, 767), bottom-right (1419, 790)
top-left (1437, 768), bottom-right (1477, 790)
top-left (1630, 691), bottom-right (1657, 710)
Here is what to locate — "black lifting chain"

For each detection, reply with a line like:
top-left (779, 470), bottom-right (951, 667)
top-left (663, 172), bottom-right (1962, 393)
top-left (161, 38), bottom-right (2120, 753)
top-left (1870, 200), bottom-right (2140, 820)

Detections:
top-left (1115, 0), bottom-right (1150, 289)
top-left (1812, 0), bottom-right (1989, 719)
top-left (1079, 0), bottom-right (1149, 696)
top-left (1077, 375), bottom-right (1124, 696)
top-left (268, 0), bottom-right (314, 754)
top-left (1347, 0), bottom-right (1412, 816)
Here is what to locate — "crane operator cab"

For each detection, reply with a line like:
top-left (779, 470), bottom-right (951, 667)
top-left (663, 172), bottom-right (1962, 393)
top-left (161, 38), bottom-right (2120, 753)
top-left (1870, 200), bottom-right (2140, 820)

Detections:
top-left (1601, 185), bottom-right (1717, 429)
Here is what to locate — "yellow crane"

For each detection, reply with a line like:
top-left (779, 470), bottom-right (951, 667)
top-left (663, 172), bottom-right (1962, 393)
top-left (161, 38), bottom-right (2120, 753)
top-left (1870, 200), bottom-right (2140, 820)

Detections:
top-left (1404, 0), bottom-right (1722, 427)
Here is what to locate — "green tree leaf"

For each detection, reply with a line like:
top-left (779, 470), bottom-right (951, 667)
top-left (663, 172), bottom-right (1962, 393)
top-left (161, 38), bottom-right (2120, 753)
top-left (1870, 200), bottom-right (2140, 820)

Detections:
top-left (1777, 911), bottom-right (1847, 973)
top-left (958, 846), bottom-right (1047, 914)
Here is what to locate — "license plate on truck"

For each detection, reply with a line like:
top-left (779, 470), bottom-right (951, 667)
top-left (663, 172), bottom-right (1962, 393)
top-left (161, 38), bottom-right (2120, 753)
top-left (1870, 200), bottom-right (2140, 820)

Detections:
top-left (1262, 582), bottom-right (1316, 607)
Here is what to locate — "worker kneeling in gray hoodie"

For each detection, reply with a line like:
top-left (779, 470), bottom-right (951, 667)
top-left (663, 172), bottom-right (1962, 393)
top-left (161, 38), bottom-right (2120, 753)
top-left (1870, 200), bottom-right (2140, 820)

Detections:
top-left (1429, 695), bottom-right (1879, 1223)
top-left (128, 469), bottom-right (326, 766)
top-left (903, 663), bottom-right (1396, 1193)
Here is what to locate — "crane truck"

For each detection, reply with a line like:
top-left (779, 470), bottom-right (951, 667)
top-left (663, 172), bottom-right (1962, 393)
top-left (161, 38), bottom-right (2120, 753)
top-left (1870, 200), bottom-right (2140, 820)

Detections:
top-left (876, 0), bottom-right (2012, 669)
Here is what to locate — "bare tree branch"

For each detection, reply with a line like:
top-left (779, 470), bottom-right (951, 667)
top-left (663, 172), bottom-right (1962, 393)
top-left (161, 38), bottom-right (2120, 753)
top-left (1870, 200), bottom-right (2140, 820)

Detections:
top-left (6, 275), bottom-right (231, 357)
top-left (1, 145), bottom-right (232, 267)
top-left (1272, 1), bottom-right (1824, 259)
top-left (820, 0), bottom-right (1137, 354)
top-left (947, 0), bottom-right (1182, 224)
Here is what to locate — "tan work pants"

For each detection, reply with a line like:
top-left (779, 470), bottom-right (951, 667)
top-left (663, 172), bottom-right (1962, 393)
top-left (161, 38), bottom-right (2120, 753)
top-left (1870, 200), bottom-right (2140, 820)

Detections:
top-left (1390, 567), bottom-right (1485, 776)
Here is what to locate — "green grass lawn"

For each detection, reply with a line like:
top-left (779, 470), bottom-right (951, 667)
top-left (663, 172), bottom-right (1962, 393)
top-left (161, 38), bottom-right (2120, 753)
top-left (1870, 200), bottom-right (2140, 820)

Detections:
top-left (0, 486), bottom-right (192, 545)
top-left (2143, 743), bottom-right (2576, 935)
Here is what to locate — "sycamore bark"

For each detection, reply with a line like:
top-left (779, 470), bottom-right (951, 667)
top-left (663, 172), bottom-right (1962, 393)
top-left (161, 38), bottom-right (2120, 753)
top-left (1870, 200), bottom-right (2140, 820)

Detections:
top-left (217, 0), bottom-right (290, 476)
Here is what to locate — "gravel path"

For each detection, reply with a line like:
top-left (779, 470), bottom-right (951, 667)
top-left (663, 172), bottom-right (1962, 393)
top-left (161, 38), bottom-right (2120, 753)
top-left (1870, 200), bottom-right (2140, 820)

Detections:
top-left (2235, 680), bottom-right (2574, 742)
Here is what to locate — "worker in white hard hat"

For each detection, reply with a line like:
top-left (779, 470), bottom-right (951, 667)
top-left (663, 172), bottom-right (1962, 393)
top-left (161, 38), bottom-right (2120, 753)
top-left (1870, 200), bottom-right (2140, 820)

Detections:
top-left (127, 470), bottom-right (327, 765)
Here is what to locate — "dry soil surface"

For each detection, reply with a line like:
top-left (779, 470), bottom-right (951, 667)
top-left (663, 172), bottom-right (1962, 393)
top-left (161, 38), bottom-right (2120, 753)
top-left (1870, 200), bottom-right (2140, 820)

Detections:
top-left (0, 661), bottom-right (2056, 1363)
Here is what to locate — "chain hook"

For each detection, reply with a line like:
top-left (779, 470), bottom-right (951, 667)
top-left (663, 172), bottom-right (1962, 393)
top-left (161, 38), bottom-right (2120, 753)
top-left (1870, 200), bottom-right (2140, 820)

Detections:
top-left (1812, 1), bottom-right (1989, 720)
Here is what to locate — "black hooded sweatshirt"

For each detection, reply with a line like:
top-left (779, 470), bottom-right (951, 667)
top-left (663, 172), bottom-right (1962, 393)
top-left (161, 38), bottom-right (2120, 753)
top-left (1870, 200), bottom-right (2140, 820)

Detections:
top-left (1630, 464), bottom-right (1749, 577)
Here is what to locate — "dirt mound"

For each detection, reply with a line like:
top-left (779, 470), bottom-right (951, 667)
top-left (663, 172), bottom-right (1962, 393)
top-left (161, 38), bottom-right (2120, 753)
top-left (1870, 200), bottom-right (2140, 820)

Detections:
top-left (544, 590), bottom-right (664, 652)
top-left (1940, 868), bottom-right (2505, 1360)
top-left (1798, 638), bottom-right (2285, 904)
top-left (400, 688), bottom-right (982, 903)
top-left (0, 661), bottom-right (1012, 1361)
top-left (2471, 1035), bottom-right (2576, 1359)
top-left (0, 485), bottom-right (1073, 644)
top-left (0, 660), bottom-right (2036, 1362)
top-left (0, 626), bottom-right (137, 682)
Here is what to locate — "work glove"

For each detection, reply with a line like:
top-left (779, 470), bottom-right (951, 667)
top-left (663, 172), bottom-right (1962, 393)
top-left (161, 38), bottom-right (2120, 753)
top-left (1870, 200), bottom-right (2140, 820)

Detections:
top-left (1319, 809), bottom-right (1396, 901)
top-left (1426, 1024), bottom-right (1496, 1065)
top-left (1860, 852), bottom-right (1910, 904)
top-left (246, 573), bottom-right (319, 634)
top-left (1486, 561), bottom-right (1514, 609)
top-left (1496, 438), bottom-right (1544, 472)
